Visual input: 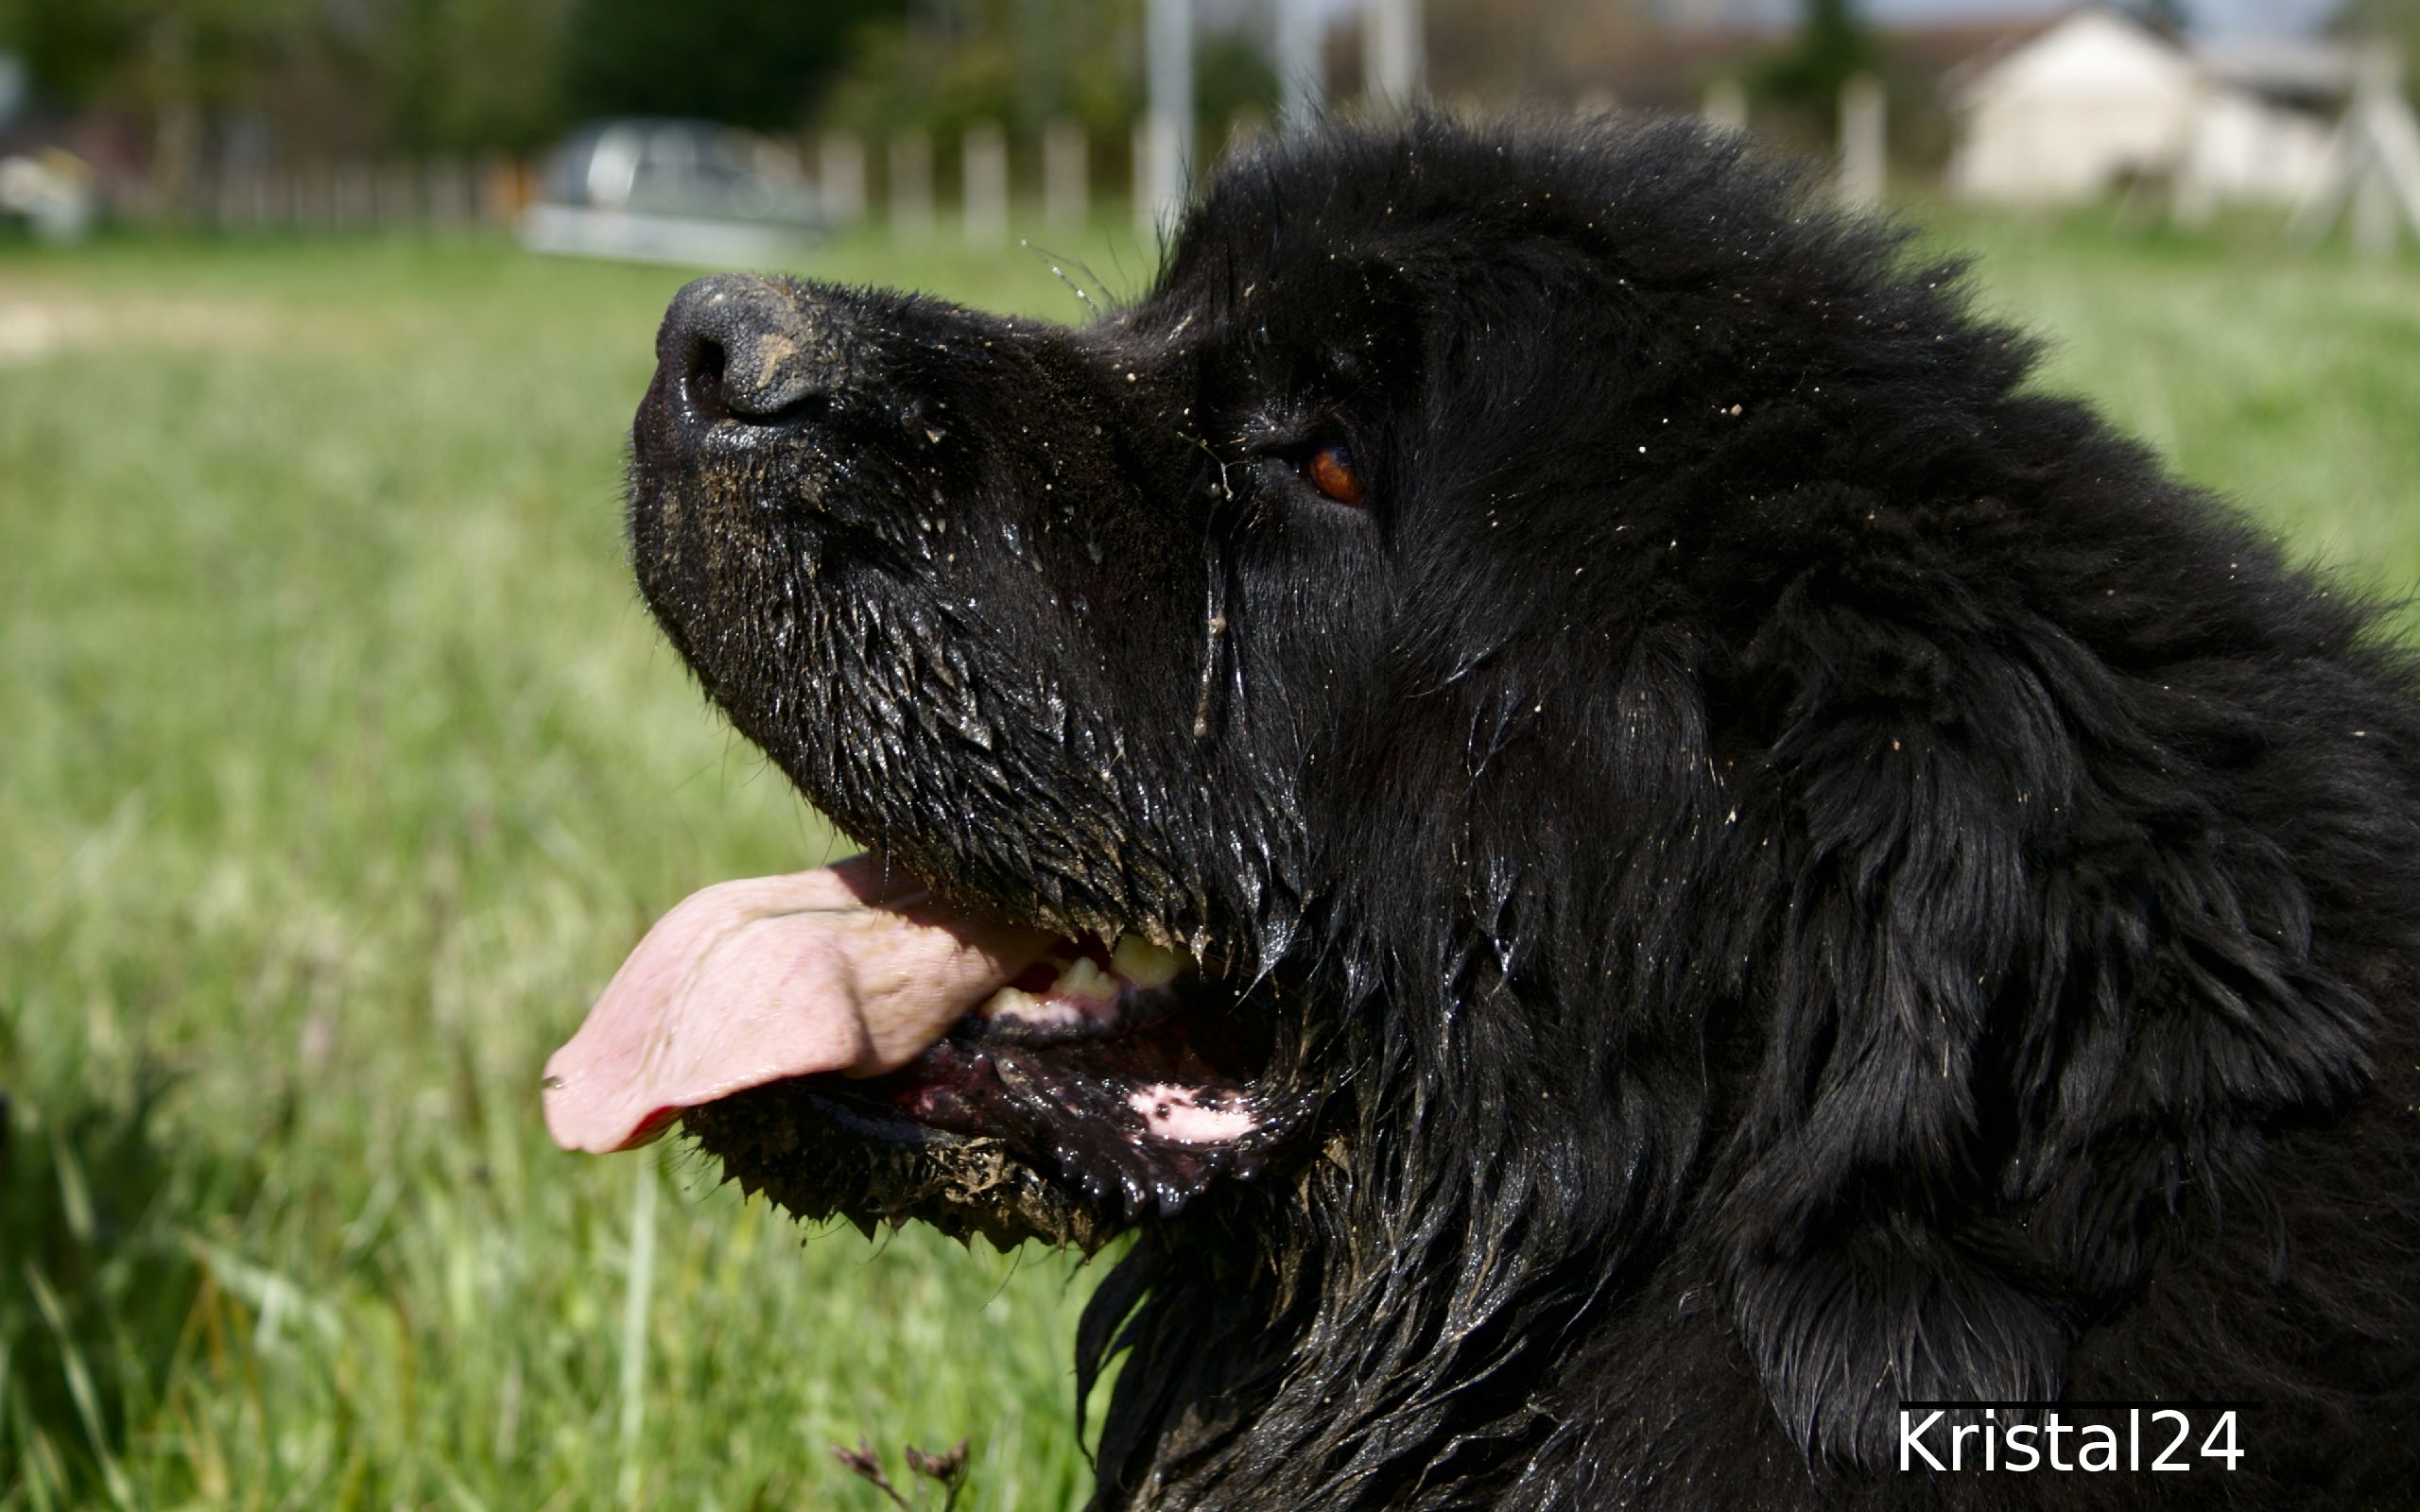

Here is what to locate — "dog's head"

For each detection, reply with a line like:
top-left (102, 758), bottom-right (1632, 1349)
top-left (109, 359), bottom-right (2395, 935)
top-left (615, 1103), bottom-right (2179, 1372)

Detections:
top-left (545, 115), bottom-right (2394, 1494)
top-left (554, 113), bottom-right (1990, 1225)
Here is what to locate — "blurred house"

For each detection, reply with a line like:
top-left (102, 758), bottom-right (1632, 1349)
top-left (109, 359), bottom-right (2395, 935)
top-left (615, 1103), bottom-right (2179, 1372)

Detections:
top-left (1944, 7), bottom-right (2340, 208)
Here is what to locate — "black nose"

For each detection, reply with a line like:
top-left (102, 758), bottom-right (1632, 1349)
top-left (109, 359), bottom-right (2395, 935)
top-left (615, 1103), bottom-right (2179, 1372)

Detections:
top-left (654, 273), bottom-right (857, 430)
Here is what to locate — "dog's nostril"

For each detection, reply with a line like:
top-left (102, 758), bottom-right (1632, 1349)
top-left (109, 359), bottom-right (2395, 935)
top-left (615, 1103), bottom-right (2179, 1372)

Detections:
top-left (683, 335), bottom-right (729, 422)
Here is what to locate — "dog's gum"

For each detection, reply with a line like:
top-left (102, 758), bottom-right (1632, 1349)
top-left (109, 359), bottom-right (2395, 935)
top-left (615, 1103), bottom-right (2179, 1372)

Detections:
top-left (1129, 1084), bottom-right (1256, 1144)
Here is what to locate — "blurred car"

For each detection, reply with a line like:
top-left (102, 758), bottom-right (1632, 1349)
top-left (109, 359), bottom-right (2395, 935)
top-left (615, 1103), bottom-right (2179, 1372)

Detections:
top-left (522, 118), bottom-right (826, 266)
top-left (0, 147), bottom-right (97, 243)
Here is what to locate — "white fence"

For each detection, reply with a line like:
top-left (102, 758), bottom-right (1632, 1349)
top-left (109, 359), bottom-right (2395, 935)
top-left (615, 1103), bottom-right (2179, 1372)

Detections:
top-left (191, 157), bottom-right (525, 232)
top-left (170, 121), bottom-right (1184, 240)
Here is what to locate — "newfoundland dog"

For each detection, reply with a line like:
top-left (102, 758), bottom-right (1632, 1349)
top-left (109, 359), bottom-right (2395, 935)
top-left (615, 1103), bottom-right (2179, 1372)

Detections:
top-left (544, 115), bottom-right (2420, 1507)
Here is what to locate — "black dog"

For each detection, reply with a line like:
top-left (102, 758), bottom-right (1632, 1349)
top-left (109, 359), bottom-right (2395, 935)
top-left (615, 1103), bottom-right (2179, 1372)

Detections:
top-left (545, 116), bottom-right (2420, 1507)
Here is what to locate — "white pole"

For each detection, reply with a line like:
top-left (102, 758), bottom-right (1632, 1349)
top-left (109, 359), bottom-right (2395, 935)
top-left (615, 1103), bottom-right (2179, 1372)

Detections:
top-left (2351, 45), bottom-right (2420, 258)
top-left (963, 121), bottom-right (1009, 247)
top-left (820, 132), bottom-right (866, 225)
top-left (2352, 149), bottom-right (2396, 257)
top-left (1044, 119), bottom-right (1088, 227)
top-left (2290, 43), bottom-right (2420, 257)
top-left (889, 130), bottom-right (933, 240)
top-left (2171, 72), bottom-right (2215, 228)
top-left (1703, 77), bottom-right (1749, 133)
top-left (1277, 0), bottom-right (1327, 135)
top-left (1146, 0), bottom-right (1193, 235)
top-left (1362, 0), bottom-right (1425, 108)
top-left (1132, 118), bottom-right (1154, 238)
top-left (1838, 73), bottom-right (1885, 210)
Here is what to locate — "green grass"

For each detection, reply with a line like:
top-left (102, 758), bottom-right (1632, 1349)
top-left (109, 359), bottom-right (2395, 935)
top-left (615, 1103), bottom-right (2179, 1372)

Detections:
top-left (1933, 208), bottom-right (2420, 595)
top-left (2, 208), bottom-right (2414, 1510)
top-left (0, 220), bottom-right (1155, 1512)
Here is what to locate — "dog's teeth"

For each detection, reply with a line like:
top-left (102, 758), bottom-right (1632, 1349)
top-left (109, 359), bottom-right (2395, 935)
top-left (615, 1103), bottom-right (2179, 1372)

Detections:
top-left (1111, 934), bottom-right (1184, 988)
top-left (1053, 957), bottom-right (1120, 1001)
top-left (982, 986), bottom-right (1045, 1020)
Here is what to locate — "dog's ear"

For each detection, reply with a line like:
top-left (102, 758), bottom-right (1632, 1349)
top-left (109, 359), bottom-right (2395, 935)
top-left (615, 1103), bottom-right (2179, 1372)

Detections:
top-left (1718, 544), bottom-right (2377, 1467)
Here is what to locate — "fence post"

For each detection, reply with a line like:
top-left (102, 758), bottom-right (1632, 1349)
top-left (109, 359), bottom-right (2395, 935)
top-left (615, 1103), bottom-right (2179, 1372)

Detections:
top-left (1143, 0), bottom-right (1193, 234)
top-left (1044, 120), bottom-right (1088, 227)
top-left (963, 121), bottom-right (1010, 247)
top-left (213, 164), bottom-right (247, 231)
top-left (1703, 77), bottom-right (1748, 133)
top-left (1275, 0), bottom-right (1326, 134)
top-left (820, 131), bottom-right (867, 225)
top-left (337, 159), bottom-right (377, 229)
top-left (1362, 0), bottom-right (1425, 107)
top-left (377, 159), bottom-right (417, 229)
top-left (1132, 118), bottom-right (1156, 239)
top-left (890, 130), bottom-right (934, 240)
top-left (302, 161), bottom-right (335, 230)
top-left (1838, 73), bottom-right (1886, 210)
top-left (427, 158), bottom-right (472, 228)
top-left (475, 154), bottom-right (513, 227)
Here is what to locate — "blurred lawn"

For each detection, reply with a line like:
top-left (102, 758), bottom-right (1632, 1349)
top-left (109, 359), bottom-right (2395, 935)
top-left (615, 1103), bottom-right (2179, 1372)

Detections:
top-left (1, 207), bottom-right (2414, 1511)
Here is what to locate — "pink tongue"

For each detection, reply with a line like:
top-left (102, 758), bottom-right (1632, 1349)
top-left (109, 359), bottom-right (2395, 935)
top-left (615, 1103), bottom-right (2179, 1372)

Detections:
top-left (542, 854), bottom-right (1054, 1154)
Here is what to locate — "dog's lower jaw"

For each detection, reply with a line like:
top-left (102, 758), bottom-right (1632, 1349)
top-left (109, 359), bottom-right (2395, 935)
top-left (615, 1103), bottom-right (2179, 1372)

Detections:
top-left (686, 1089), bottom-right (1119, 1252)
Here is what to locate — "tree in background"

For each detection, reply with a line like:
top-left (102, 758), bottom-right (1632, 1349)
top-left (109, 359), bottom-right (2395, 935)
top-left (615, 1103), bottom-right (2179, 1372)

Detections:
top-left (815, 0), bottom-right (1272, 146)
top-left (383, 0), bottom-right (573, 154)
top-left (560, 0), bottom-right (906, 132)
top-left (0, 0), bottom-right (324, 209)
top-left (1424, 0), bottom-right (1663, 107)
top-left (0, 0), bottom-right (1269, 195)
top-left (1753, 0), bottom-right (1878, 115)
top-left (1734, 0), bottom-right (1882, 158)
top-left (0, 0), bottom-right (314, 116)
top-left (0, 0), bottom-right (521, 158)
top-left (0, 0), bottom-right (908, 161)
top-left (0, 0), bottom-right (144, 106)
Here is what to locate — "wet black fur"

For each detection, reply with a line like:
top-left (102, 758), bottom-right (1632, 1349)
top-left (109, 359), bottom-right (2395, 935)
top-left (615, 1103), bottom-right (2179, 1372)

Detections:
top-left (628, 115), bottom-right (2420, 1508)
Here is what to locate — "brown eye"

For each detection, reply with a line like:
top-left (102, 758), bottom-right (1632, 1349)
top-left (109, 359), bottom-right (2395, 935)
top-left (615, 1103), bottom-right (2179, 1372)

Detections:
top-left (1301, 441), bottom-right (1365, 506)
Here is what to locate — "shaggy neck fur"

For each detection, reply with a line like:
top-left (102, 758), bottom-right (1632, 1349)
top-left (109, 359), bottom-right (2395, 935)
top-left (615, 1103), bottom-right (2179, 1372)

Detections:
top-left (1074, 225), bottom-right (2420, 1503)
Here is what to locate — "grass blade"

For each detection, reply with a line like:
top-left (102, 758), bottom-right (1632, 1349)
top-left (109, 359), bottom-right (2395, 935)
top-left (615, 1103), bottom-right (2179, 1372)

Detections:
top-left (615, 1153), bottom-right (659, 1505)
top-left (21, 1264), bottom-right (135, 1510)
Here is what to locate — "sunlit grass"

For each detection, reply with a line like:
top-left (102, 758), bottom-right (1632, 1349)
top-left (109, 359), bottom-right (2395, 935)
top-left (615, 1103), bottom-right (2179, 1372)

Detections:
top-left (1929, 206), bottom-right (2420, 607)
top-left (0, 217), bottom-right (1150, 1512)
top-left (2, 204), bottom-right (2413, 1509)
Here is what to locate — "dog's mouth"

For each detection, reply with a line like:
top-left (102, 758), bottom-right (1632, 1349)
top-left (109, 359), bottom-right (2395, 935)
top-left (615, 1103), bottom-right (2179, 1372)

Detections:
top-left (543, 852), bottom-right (1287, 1241)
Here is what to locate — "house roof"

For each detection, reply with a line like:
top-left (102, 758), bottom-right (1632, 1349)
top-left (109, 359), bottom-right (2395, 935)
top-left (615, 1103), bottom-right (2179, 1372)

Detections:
top-left (2198, 36), bottom-right (2366, 104)
top-left (1946, 9), bottom-right (2198, 108)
